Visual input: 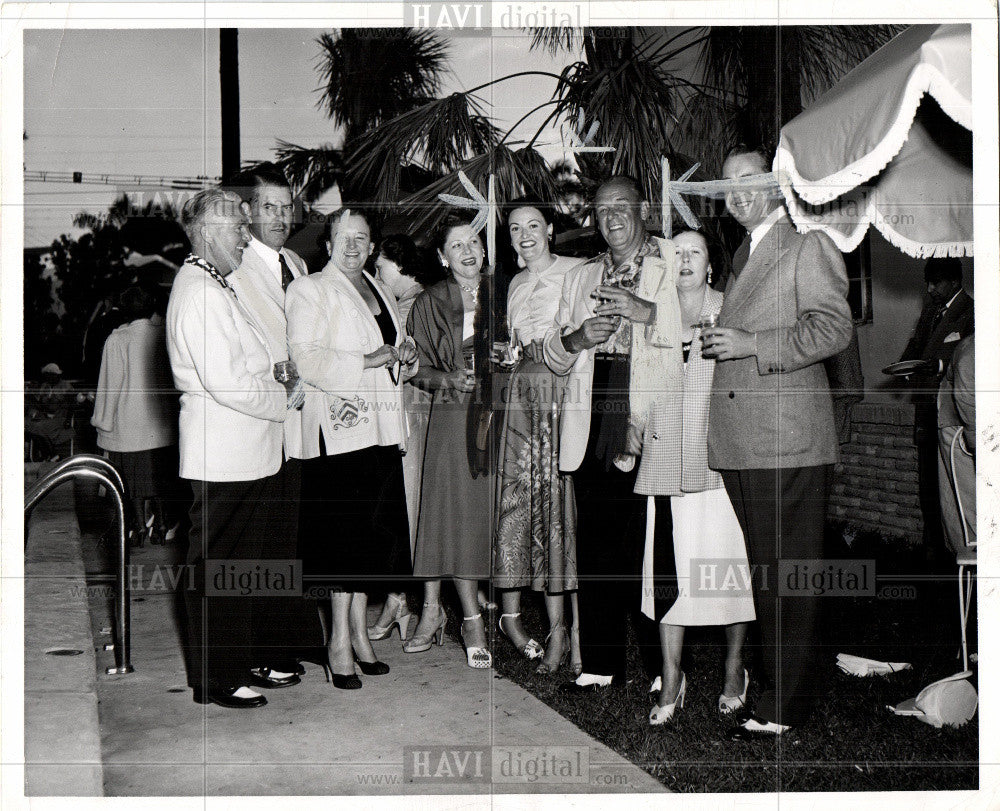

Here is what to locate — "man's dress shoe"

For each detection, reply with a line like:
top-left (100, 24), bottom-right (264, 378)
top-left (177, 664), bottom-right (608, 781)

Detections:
top-left (249, 668), bottom-right (301, 689)
top-left (194, 687), bottom-right (267, 709)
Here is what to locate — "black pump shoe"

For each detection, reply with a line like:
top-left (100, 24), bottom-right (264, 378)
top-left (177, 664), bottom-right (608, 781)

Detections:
top-left (331, 672), bottom-right (363, 690)
top-left (354, 654), bottom-right (390, 676)
top-left (194, 686), bottom-right (267, 708)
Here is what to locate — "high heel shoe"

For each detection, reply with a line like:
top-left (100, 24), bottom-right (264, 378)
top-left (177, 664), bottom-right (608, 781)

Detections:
top-left (718, 669), bottom-right (749, 716)
top-left (402, 603), bottom-right (447, 653)
top-left (368, 593), bottom-right (413, 641)
top-left (461, 613), bottom-right (492, 669)
top-left (354, 653), bottom-right (390, 676)
top-left (327, 646), bottom-right (362, 690)
top-left (331, 672), bottom-right (362, 690)
top-left (535, 623), bottom-right (569, 675)
top-left (569, 624), bottom-right (583, 678)
top-left (297, 646), bottom-right (333, 682)
top-left (498, 613), bottom-right (544, 661)
top-left (649, 672), bottom-right (686, 726)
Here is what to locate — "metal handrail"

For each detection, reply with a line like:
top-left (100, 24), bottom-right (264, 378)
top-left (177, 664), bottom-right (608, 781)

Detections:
top-left (25, 460), bottom-right (133, 674)
top-left (25, 454), bottom-right (126, 510)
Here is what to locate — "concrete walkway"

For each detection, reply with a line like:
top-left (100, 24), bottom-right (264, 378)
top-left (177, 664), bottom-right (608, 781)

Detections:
top-left (24, 485), bottom-right (666, 797)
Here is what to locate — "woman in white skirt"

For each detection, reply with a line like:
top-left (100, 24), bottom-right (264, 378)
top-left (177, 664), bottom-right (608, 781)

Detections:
top-left (644, 230), bottom-right (755, 725)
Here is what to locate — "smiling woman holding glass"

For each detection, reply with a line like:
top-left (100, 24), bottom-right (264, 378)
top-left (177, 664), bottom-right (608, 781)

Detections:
top-left (403, 213), bottom-right (494, 669)
top-left (285, 208), bottom-right (416, 690)
top-left (494, 198), bottom-right (582, 676)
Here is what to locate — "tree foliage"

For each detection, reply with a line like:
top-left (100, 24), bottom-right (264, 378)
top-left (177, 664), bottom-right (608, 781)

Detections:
top-left (26, 194), bottom-right (185, 376)
top-left (248, 25), bottom-right (906, 240)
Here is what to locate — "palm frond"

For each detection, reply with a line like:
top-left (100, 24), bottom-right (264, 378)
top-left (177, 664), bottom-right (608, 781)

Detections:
top-left (528, 27), bottom-right (584, 56)
top-left (315, 28), bottom-right (448, 139)
top-left (552, 43), bottom-right (685, 201)
top-left (257, 141), bottom-right (346, 203)
top-left (797, 25), bottom-right (905, 105)
top-left (348, 93), bottom-right (500, 204)
top-left (688, 24), bottom-right (905, 152)
top-left (671, 92), bottom-right (743, 177)
top-left (397, 146), bottom-right (561, 239)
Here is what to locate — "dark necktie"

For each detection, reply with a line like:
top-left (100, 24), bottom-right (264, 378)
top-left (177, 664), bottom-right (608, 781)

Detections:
top-left (279, 253), bottom-right (294, 292)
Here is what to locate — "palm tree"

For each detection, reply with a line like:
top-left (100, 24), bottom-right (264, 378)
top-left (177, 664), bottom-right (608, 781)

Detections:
top-left (250, 29), bottom-right (452, 202)
top-left (532, 25), bottom-right (902, 178)
top-left (316, 28), bottom-right (448, 143)
top-left (678, 26), bottom-right (904, 174)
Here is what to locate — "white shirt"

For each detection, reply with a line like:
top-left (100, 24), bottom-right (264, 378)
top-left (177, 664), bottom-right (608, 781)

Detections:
top-left (462, 309), bottom-right (476, 341)
top-left (507, 254), bottom-right (578, 344)
top-left (246, 236), bottom-right (289, 289)
top-left (748, 207), bottom-right (785, 257)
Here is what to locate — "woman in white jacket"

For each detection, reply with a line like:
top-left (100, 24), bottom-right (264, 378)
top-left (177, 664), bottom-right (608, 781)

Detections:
top-left (286, 208), bottom-right (417, 690)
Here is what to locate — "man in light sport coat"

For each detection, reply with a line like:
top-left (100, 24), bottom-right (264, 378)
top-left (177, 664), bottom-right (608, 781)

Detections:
top-left (228, 164), bottom-right (322, 683)
top-left (543, 176), bottom-right (684, 692)
top-left (166, 189), bottom-right (304, 708)
top-left (701, 146), bottom-right (852, 739)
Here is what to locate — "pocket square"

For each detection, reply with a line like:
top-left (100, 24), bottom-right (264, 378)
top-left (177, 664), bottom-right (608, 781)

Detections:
top-left (943, 332), bottom-right (961, 343)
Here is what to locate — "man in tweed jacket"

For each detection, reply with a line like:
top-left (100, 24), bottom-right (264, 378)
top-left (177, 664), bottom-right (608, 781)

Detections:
top-left (702, 146), bottom-right (852, 739)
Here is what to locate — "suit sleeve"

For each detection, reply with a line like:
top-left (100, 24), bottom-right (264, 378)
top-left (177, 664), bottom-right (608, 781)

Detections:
top-left (174, 288), bottom-right (286, 422)
top-left (90, 332), bottom-right (123, 435)
top-left (754, 230), bottom-right (853, 375)
top-left (286, 277), bottom-right (366, 394)
top-left (952, 339), bottom-right (976, 447)
top-left (542, 265), bottom-right (585, 376)
top-left (899, 307), bottom-right (934, 362)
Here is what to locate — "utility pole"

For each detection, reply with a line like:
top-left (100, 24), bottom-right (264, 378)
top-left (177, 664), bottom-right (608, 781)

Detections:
top-left (220, 28), bottom-right (241, 180)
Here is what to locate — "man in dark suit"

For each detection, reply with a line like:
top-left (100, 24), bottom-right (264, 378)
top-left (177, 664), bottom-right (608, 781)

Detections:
top-left (702, 145), bottom-right (852, 739)
top-left (898, 258), bottom-right (974, 553)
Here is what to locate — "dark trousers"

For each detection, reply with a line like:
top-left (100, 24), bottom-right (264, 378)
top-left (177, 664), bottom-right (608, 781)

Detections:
top-left (252, 459), bottom-right (324, 669)
top-left (572, 357), bottom-right (673, 682)
top-left (914, 401), bottom-right (945, 550)
top-left (721, 465), bottom-right (831, 726)
top-left (184, 462), bottom-right (318, 691)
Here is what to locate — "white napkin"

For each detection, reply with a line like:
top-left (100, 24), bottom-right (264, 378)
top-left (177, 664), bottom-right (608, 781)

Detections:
top-left (837, 652), bottom-right (912, 677)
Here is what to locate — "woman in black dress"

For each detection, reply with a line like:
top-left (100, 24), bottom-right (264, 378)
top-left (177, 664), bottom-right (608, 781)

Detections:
top-left (286, 208), bottom-right (417, 688)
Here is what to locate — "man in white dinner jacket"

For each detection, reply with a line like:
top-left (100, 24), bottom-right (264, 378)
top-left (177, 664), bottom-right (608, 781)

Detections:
top-left (228, 164), bottom-right (322, 682)
top-left (166, 188), bottom-right (303, 709)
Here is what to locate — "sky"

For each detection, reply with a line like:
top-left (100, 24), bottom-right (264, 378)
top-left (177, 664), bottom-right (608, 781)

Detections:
top-left (22, 28), bottom-right (576, 247)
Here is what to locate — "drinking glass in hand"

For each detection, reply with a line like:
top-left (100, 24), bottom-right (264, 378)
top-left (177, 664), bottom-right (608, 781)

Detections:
top-left (699, 315), bottom-right (720, 359)
top-left (273, 360), bottom-right (297, 383)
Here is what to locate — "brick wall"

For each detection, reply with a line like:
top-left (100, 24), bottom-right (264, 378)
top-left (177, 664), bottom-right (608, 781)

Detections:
top-left (829, 402), bottom-right (922, 544)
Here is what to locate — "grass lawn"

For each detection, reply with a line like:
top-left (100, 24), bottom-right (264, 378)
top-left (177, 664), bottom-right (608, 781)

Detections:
top-left (469, 525), bottom-right (978, 793)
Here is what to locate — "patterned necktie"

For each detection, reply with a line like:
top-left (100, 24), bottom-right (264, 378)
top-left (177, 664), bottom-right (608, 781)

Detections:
top-left (279, 253), bottom-right (295, 292)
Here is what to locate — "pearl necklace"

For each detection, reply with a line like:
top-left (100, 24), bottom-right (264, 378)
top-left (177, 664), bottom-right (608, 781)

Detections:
top-left (458, 281), bottom-right (479, 298)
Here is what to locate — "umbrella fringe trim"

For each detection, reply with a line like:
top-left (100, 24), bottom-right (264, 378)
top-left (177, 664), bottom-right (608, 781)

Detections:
top-left (783, 179), bottom-right (972, 259)
top-left (776, 62), bottom-right (971, 207)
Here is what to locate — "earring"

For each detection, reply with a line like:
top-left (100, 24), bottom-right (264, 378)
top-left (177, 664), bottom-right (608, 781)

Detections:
top-left (707, 266), bottom-right (713, 285)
